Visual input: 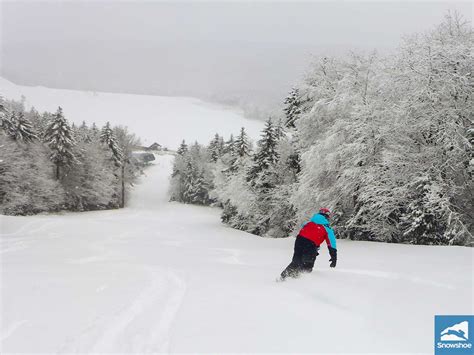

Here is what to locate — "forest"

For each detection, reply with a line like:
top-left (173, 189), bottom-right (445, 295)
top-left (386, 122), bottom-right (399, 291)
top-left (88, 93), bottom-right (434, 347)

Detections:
top-left (170, 14), bottom-right (473, 246)
top-left (0, 98), bottom-right (142, 215)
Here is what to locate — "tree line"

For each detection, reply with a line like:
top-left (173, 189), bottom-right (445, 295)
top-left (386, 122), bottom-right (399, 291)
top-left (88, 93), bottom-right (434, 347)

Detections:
top-left (170, 13), bottom-right (473, 246)
top-left (0, 98), bottom-right (142, 215)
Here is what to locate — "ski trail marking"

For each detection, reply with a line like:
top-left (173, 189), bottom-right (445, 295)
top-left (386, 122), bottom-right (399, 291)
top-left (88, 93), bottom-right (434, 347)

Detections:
top-left (0, 220), bottom-right (62, 254)
top-left (145, 270), bottom-right (187, 353)
top-left (0, 219), bottom-right (43, 237)
top-left (0, 220), bottom-right (60, 238)
top-left (91, 272), bottom-right (165, 353)
top-left (91, 268), bottom-right (186, 353)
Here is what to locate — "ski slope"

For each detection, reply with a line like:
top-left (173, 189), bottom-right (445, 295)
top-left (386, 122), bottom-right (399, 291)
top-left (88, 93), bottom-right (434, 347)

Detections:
top-left (1, 155), bottom-right (473, 354)
top-left (0, 77), bottom-right (264, 148)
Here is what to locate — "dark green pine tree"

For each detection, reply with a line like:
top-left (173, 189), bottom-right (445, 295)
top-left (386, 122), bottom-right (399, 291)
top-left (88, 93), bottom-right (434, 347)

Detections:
top-left (248, 118), bottom-right (279, 184)
top-left (14, 112), bottom-right (39, 142)
top-left (284, 87), bottom-right (302, 128)
top-left (44, 107), bottom-right (77, 180)
top-left (100, 122), bottom-right (124, 167)
top-left (245, 118), bottom-right (280, 235)
top-left (177, 140), bottom-right (188, 156)
top-left (287, 148), bottom-right (301, 176)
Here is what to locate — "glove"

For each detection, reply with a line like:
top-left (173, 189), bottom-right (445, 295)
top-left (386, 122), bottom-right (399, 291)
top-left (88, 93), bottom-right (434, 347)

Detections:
top-left (328, 246), bottom-right (337, 268)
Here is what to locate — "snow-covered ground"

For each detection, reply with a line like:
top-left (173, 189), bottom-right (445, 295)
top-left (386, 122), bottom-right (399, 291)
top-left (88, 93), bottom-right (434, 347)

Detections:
top-left (1, 155), bottom-right (473, 354)
top-left (0, 77), bottom-right (264, 148)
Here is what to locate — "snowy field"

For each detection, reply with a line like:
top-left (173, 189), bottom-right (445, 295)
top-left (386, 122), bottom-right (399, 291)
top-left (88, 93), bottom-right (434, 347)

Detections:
top-left (1, 154), bottom-right (473, 354)
top-left (0, 77), bottom-right (264, 148)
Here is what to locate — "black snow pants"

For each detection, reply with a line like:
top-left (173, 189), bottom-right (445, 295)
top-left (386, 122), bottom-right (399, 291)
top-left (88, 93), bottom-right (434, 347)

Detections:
top-left (280, 236), bottom-right (319, 280)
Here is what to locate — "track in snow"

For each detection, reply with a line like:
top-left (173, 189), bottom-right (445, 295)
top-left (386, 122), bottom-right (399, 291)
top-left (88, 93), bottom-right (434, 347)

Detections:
top-left (1, 154), bottom-right (473, 353)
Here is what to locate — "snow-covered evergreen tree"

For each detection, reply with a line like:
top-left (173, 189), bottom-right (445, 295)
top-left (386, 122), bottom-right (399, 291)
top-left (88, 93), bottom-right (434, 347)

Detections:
top-left (170, 142), bottom-right (215, 205)
top-left (0, 98), bottom-right (141, 215)
top-left (100, 122), bottom-right (124, 167)
top-left (274, 119), bottom-right (286, 141)
top-left (38, 112), bottom-right (52, 140)
top-left (229, 127), bottom-right (252, 172)
top-left (182, 160), bottom-right (212, 205)
top-left (14, 112), bottom-right (38, 142)
top-left (0, 95), bottom-right (6, 115)
top-left (224, 134), bottom-right (235, 155)
top-left (76, 121), bottom-right (91, 143)
top-left (25, 108), bottom-right (46, 139)
top-left (208, 133), bottom-right (222, 162)
top-left (44, 107), bottom-right (77, 180)
top-left (237, 119), bottom-right (280, 234)
top-left (284, 87), bottom-right (302, 128)
top-left (88, 122), bottom-right (98, 140)
top-left (0, 132), bottom-right (65, 215)
top-left (212, 154), bottom-right (256, 232)
top-left (234, 127), bottom-right (252, 158)
top-left (177, 140), bottom-right (188, 155)
top-left (399, 175), bottom-right (452, 245)
top-left (63, 137), bottom-right (119, 211)
top-left (1, 112), bottom-right (17, 139)
top-left (248, 118), bottom-right (279, 187)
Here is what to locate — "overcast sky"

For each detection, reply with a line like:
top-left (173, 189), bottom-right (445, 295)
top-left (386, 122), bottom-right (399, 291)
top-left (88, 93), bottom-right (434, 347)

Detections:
top-left (1, 1), bottom-right (472, 115)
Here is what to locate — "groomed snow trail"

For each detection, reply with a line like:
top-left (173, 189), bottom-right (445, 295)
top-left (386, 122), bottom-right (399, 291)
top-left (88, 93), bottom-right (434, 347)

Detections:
top-left (1, 155), bottom-right (473, 354)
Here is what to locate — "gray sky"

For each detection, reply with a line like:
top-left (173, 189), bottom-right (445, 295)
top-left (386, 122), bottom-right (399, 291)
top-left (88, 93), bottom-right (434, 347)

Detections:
top-left (1, 1), bottom-right (472, 116)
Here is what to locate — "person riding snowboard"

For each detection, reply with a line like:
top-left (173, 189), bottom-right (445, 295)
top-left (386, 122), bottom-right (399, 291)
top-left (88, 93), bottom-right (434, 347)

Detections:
top-left (279, 208), bottom-right (337, 280)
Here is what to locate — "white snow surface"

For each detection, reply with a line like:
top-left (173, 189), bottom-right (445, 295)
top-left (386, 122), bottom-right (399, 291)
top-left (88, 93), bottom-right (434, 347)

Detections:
top-left (0, 77), bottom-right (264, 148)
top-left (1, 155), bottom-right (473, 354)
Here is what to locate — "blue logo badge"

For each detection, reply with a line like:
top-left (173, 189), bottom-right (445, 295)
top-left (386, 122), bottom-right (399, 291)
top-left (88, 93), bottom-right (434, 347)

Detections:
top-left (435, 315), bottom-right (474, 355)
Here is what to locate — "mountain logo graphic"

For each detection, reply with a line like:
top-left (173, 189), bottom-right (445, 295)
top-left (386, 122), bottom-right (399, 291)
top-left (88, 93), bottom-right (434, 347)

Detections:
top-left (435, 316), bottom-right (474, 355)
top-left (440, 321), bottom-right (469, 341)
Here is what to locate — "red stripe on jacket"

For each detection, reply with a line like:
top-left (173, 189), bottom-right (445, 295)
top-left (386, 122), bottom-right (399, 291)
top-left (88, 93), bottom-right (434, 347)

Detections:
top-left (298, 222), bottom-right (331, 247)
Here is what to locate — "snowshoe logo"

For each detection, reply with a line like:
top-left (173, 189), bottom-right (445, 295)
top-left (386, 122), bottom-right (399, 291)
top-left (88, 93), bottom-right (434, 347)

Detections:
top-left (435, 316), bottom-right (474, 355)
top-left (441, 321), bottom-right (468, 341)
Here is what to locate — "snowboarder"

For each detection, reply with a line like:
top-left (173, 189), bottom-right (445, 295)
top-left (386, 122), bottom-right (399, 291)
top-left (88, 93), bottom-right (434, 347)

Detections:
top-left (279, 208), bottom-right (337, 281)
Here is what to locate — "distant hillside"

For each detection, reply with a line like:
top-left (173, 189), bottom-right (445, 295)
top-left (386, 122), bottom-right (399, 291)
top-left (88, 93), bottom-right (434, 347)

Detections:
top-left (0, 77), bottom-right (264, 149)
